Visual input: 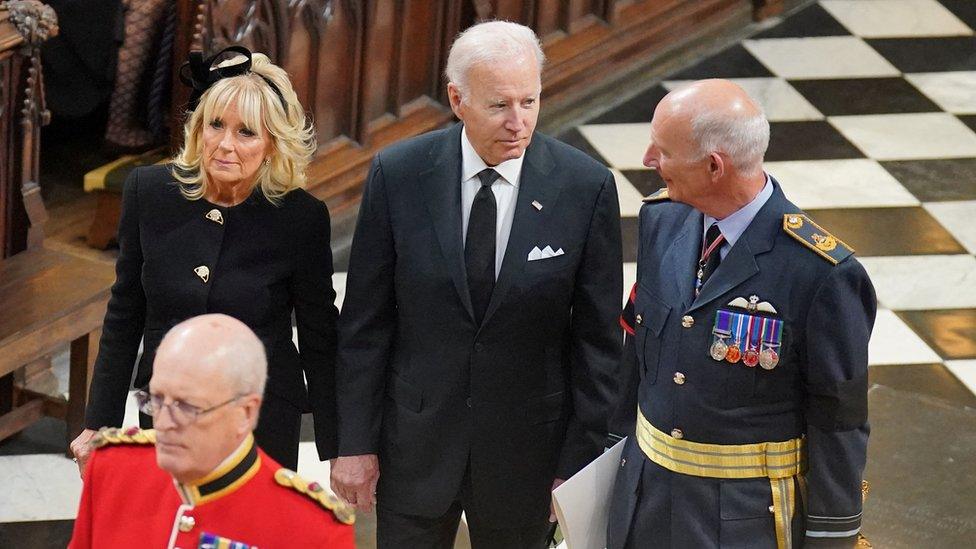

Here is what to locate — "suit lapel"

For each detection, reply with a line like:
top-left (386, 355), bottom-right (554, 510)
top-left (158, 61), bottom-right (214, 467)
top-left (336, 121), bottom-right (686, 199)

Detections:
top-left (686, 180), bottom-right (787, 314)
top-left (418, 124), bottom-right (476, 322)
top-left (480, 136), bottom-right (560, 328)
top-left (662, 209), bottom-right (702, 311)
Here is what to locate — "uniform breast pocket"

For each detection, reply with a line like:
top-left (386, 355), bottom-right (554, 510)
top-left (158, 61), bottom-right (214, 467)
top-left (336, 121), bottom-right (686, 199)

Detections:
top-left (634, 285), bottom-right (671, 385)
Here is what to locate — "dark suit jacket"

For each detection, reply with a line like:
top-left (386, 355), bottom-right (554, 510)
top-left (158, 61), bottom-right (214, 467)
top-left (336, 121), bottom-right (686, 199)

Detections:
top-left (608, 180), bottom-right (875, 548)
top-left (85, 165), bottom-right (340, 460)
top-left (336, 123), bottom-right (623, 526)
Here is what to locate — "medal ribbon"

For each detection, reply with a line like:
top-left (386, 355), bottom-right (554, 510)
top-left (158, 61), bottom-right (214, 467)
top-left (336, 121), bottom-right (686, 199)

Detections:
top-left (695, 231), bottom-right (727, 295)
top-left (762, 317), bottom-right (783, 346)
top-left (713, 310), bottom-right (733, 335)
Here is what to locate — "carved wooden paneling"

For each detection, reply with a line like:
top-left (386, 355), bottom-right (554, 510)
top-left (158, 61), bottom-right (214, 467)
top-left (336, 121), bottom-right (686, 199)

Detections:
top-left (172, 0), bottom-right (771, 214)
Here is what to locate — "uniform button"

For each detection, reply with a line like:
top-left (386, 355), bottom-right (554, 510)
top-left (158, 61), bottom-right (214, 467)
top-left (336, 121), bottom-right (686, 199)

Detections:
top-left (178, 514), bottom-right (195, 532)
top-left (768, 505), bottom-right (775, 514)
top-left (673, 372), bottom-right (686, 385)
top-left (620, 458), bottom-right (626, 467)
top-left (635, 314), bottom-right (643, 326)
top-left (671, 428), bottom-right (683, 439)
top-left (681, 315), bottom-right (694, 328)
top-left (466, 397), bottom-right (472, 408)
top-left (193, 265), bottom-right (210, 283)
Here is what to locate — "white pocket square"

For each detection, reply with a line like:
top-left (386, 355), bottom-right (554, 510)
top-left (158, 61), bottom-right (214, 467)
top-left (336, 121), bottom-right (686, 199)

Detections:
top-left (528, 245), bottom-right (565, 261)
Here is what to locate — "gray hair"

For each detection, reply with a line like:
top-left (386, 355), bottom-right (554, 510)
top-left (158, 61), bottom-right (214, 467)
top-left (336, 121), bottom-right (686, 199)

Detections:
top-left (224, 328), bottom-right (268, 397)
top-left (445, 20), bottom-right (545, 98)
top-left (690, 105), bottom-right (769, 177)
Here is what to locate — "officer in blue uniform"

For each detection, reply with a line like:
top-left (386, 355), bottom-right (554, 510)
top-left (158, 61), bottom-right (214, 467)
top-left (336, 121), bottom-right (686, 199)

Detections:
top-left (608, 79), bottom-right (876, 549)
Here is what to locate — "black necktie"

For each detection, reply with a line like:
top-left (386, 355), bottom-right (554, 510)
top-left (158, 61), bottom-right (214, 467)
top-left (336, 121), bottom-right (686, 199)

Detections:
top-left (466, 168), bottom-right (500, 325)
top-left (696, 223), bottom-right (724, 295)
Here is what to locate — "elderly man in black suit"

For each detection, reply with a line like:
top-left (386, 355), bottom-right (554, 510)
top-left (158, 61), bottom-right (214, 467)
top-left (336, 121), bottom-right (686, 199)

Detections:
top-left (331, 20), bottom-right (623, 549)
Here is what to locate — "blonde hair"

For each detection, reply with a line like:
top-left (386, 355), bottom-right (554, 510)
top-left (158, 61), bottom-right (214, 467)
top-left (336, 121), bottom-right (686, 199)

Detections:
top-left (172, 53), bottom-right (316, 204)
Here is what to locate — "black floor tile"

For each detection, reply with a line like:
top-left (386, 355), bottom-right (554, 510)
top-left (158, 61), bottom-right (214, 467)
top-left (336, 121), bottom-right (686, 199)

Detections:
top-left (556, 126), bottom-right (610, 166)
top-left (669, 44), bottom-right (773, 80)
top-left (869, 364), bottom-right (976, 408)
top-left (0, 520), bottom-right (75, 549)
top-left (766, 121), bottom-right (864, 161)
top-left (803, 207), bottom-right (966, 256)
top-left (897, 309), bottom-right (976, 360)
top-left (881, 158), bottom-right (976, 201)
top-left (867, 36), bottom-right (976, 73)
top-left (790, 78), bottom-right (941, 116)
top-left (586, 85), bottom-right (669, 125)
top-left (0, 417), bottom-right (67, 457)
top-left (621, 216), bottom-right (639, 264)
top-left (619, 169), bottom-right (664, 197)
top-left (753, 2), bottom-right (851, 39)
top-left (940, 0), bottom-right (976, 30)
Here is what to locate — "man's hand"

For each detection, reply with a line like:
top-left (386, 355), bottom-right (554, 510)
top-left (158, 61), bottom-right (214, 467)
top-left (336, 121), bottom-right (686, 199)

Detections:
top-left (331, 454), bottom-right (380, 512)
top-left (549, 478), bottom-right (566, 522)
top-left (70, 429), bottom-right (99, 478)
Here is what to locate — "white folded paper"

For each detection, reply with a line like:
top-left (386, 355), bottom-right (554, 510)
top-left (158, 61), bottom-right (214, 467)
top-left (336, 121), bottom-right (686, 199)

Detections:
top-left (552, 438), bottom-right (627, 549)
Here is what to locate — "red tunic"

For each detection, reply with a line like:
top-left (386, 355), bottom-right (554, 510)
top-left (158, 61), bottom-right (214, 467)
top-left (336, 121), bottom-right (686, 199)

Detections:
top-left (69, 429), bottom-right (354, 549)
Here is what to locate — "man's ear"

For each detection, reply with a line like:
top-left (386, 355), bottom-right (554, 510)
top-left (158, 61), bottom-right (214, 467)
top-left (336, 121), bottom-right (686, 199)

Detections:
top-left (708, 152), bottom-right (726, 182)
top-left (240, 394), bottom-right (263, 434)
top-left (447, 83), bottom-right (463, 119)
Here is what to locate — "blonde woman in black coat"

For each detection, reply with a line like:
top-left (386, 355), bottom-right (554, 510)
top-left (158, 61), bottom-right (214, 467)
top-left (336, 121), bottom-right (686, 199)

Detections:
top-left (71, 47), bottom-right (338, 472)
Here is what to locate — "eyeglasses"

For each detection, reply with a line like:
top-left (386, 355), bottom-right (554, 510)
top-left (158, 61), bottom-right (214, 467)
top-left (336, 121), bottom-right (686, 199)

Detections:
top-left (134, 389), bottom-right (242, 427)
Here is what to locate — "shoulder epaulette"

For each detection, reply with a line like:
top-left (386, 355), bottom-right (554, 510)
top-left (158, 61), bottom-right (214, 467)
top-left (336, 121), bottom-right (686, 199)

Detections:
top-left (783, 214), bottom-right (854, 265)
top-left (642, 188), bottom-right (670, 203)
top-left (274, 468), bottom-right (355, 525)
top-left (90, 427), bottom-right (156, 449)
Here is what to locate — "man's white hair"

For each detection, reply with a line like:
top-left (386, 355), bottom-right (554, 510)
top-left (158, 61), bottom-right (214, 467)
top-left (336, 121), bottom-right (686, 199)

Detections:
top-left (445, 20), bottom-right (545, 98)
top-left (689, 103), bottom-right (770, 177)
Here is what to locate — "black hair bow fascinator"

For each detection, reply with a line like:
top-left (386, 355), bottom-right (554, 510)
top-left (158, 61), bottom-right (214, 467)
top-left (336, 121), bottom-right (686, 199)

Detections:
top-left (179, 45), bottom-right (286, 111)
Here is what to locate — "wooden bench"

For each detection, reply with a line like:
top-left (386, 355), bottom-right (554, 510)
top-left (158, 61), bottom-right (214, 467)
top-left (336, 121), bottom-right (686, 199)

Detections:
top-left (0, 247), bottom-right (114, 451)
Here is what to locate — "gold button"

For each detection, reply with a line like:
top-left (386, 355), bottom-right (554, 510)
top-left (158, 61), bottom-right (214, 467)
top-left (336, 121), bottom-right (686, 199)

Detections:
top-left (205, 208), bottom-right (224, 225)
top-left (671, 428), bottom-right (683, 439)
top-left (194, 265), bottom-right (210, 283)
top-left (673, 372), bottom-right (686, 385)
top-left (178, 514), bottom-right (195, 532)
top-left (620, 458), bottom-right (626, 467)
top-left (681, 315), bottom-right (694, 328)
top-left (635, 314), bottom-right (643, 326)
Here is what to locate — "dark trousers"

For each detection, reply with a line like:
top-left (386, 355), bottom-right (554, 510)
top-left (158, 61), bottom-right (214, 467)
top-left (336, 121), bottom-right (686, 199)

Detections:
top-left (377, 463), bottom-right (556, 549)
top-left (138, 390), bottom-right (302, 470)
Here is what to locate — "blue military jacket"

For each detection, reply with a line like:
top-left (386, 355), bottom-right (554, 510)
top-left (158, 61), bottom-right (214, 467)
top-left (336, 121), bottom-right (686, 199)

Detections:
top-left (609, 180), bottom-right (876, 548)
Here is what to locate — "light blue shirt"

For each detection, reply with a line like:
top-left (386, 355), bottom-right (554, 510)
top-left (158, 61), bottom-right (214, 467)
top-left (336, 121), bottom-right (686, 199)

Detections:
top-left (704, 175), bottom-right (773, 260)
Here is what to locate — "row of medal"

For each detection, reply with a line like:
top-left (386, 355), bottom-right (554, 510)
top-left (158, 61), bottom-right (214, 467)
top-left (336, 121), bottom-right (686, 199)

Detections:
top-left (709, 309), bottom-right (782, 370)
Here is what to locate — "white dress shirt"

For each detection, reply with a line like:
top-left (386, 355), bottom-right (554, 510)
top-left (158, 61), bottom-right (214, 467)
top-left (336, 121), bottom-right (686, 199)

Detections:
top-left (460, 126), bottom-right (524, 278)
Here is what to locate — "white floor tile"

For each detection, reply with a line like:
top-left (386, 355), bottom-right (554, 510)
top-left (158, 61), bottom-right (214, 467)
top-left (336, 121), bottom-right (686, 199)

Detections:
top-left (923, 200), bottom-right (976, 254)
top-left (0, 454), bottom-right (82, 522)
top-left (905, 71), bottom-right (976, 114)
top-left (623, 262), bottom-right (637, 307)
top-left (297, 441), bottom-right (333, 488)
top-left (858, 254), bottom-right (976, 310)
top-left (333, 271), bottom-right (347, 311)
top-left (869, 308), bottom-right (942, 365)
top-left (767, 159), bottom-right (919, 208)
top-left (820, 0), bottom-right (972, 38)
top-left (612, 170), bottom-right (647, 218)
top-left (577, 123), bottom-right (651, 170)
top-left (944, 360), bottom-right (976, 397)
top-left (829, 112), bottom-right (976, 160)
top-left (742, 36), bottom-right (900, 79)
top-left (663, 77), bottom-right (823, 121)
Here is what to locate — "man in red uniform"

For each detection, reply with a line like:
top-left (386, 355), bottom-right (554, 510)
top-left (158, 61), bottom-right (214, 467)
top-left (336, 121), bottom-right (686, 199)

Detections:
top-left (69, 314), bottom-right (354, 549)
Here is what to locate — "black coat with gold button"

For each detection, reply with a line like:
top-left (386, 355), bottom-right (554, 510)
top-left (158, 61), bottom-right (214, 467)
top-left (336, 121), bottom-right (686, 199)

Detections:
top-left (84, 164), bottom-right (339, 463)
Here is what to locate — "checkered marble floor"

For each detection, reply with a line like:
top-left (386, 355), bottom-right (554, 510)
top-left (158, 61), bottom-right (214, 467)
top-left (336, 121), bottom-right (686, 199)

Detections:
top-left (563, 0), bottom-right (976, 409)
top-left (2, 1), bottom-right (975, 546)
